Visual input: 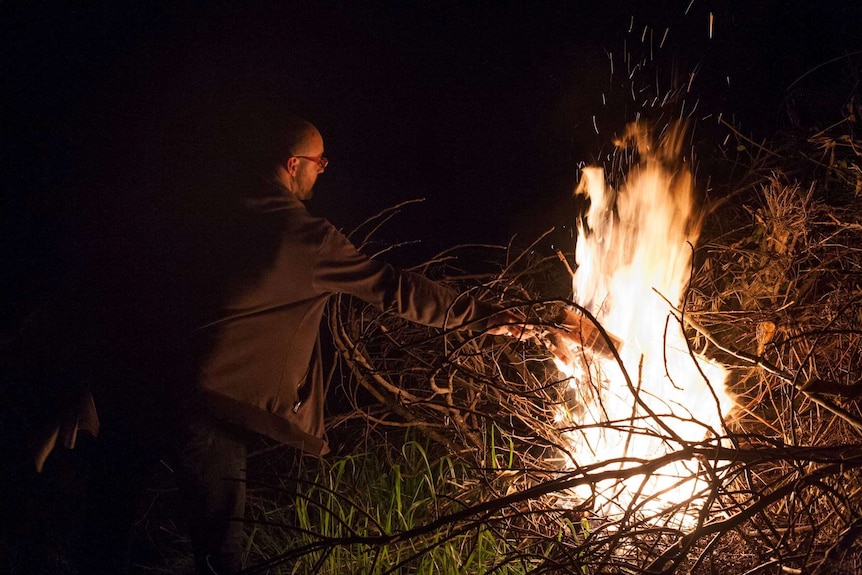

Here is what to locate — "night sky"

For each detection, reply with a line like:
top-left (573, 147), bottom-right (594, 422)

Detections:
top-left (3, 2), bottom-right (860, 324)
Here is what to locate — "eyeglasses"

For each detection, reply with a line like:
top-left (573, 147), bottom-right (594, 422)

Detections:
top-left (293, 155), bottom-right (329, 171)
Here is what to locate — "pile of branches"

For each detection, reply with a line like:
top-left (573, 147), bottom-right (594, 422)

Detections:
top-left (246, 102), bottom-right (862, 575)
top-left (684, 98), bottom-right (862, 574)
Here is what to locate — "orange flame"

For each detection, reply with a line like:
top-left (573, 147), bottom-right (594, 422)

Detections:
top-left (556, 122), bottom-right (733, 525)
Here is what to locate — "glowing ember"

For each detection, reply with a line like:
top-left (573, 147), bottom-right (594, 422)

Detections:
top-left (555, 122), bottom-right (734, 526)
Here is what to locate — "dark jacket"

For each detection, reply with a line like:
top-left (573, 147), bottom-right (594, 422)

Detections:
top-left (191, 190), bottom-right (495, 455)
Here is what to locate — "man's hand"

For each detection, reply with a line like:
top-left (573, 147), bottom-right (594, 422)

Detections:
top-left (551, 307), bottom-right (622, 359)
top-left (485, 310), bottom-right (534, 339)
top-left (485, 307), bottom-right (622, 372)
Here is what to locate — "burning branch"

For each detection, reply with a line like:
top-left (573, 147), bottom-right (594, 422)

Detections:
top-left (241, 114), bottom-right (862, 575)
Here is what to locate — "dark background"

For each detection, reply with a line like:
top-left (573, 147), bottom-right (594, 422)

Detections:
top-left (3, 1), bottom-right (860, 327)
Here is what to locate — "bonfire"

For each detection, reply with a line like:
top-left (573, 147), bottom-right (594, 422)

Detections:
top-left (236, 102), bottom-right (861, 574)
top-left (13, 31), bottom-right (862, 575)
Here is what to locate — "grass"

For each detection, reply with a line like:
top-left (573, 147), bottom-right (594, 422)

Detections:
top-left (242, 432), bottom-right (555, 574)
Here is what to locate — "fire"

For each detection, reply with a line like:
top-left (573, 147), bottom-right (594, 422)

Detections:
top-left (554, 123), bottom-right (734, 525)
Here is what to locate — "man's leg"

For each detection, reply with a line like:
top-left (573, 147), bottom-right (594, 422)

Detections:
top-left (172, 415), bottom-right (247, 574)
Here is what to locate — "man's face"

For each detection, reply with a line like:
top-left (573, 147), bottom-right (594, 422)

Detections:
top-left (291, 130), bottom-right (326, 201)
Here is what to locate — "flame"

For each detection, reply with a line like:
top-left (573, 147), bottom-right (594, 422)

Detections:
top-left (556, 122), bottom-right (733, 526)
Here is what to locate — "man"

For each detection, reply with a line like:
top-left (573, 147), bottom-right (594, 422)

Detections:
top-left (78, 116), bottom-right (528, 575)
top-left (187, 117), bottom-right (532, 572)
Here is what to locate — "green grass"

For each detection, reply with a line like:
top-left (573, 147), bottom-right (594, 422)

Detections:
top-left (243, 432), bottom-right (560, 574)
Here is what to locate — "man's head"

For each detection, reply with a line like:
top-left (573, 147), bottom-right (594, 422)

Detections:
top-left (276, 118), bottom-right (327, 201)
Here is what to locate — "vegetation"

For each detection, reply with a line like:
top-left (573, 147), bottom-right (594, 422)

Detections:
top-left (5, 60), bottom-right (861, 575)
top-left (234, 99), bottom-right (862, 574)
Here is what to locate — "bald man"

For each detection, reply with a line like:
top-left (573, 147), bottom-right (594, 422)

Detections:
top-left (76, 116), bottom-right (525, 575)
top-left (182, 118), bottom-right (528, 571)
top-left (274, 118), bottom-right (326, 201)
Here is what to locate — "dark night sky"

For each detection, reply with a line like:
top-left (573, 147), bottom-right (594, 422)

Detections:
top-left (3, 2), bottom-right (860, 322)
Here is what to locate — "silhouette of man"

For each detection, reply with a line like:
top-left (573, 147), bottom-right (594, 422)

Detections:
top-left (78, 116), bottom-right (526, 574)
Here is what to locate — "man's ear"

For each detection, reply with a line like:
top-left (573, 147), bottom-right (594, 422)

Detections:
top-left (285, 156), bottom-right (299, 175)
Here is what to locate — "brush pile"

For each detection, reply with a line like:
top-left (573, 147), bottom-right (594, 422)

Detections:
top-left (240, 97), bottom-right (862, 575)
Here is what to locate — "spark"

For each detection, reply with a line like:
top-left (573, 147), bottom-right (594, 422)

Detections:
top-left (687, 98), bottom-right (699, 119)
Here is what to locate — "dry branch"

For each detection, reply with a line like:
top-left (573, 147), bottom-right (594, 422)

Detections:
top-left (243, 101), bottom-right (862, 575)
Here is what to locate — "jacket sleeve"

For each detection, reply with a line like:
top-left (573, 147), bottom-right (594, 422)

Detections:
top-left (312, 226), bottom-right (497, 330)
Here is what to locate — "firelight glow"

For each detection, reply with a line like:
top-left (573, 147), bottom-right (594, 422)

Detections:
top-left (554, 123), bottom-right (734, 526)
